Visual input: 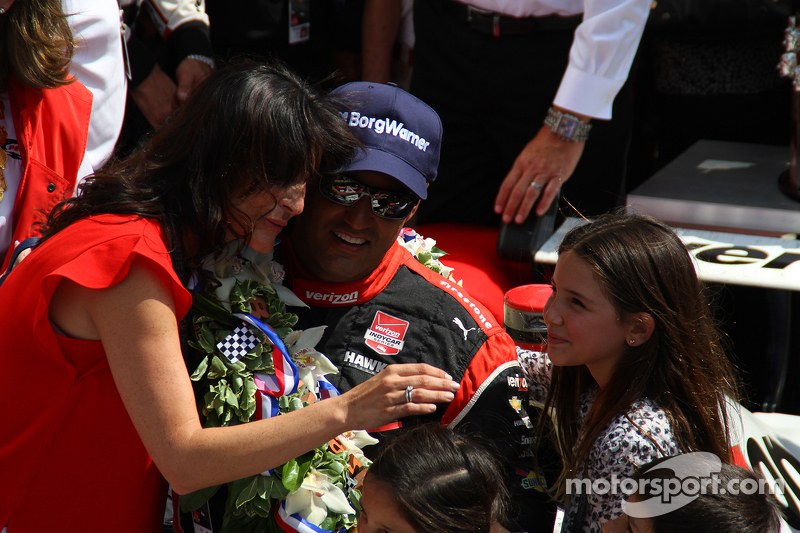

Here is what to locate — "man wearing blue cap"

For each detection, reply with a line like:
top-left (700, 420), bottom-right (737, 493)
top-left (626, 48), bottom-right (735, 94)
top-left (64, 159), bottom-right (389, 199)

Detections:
top-left (280, 82), bottom-right (554, 532)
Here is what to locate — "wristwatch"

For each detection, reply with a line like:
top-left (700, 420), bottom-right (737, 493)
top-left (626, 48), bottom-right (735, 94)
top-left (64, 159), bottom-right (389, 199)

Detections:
top-left (544, 107), bottom-right (592, 142)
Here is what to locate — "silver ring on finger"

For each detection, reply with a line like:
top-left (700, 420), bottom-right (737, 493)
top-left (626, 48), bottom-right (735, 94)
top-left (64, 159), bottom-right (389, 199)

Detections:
top-left (530, 181), bottom-right (543, 191)
top-left (405, 385), bottom-right (414, 403)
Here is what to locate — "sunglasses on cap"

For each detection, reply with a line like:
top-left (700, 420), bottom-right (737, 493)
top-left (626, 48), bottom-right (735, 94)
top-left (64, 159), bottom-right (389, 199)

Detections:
top-left (318, 173), bottom-right (419, 220)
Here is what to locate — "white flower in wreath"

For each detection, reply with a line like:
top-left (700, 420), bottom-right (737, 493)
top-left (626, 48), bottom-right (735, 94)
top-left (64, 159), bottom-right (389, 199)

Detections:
top-left (397, 228), bottom-right (457, 282)
top-left (337, 430), bottom-right (379, 465)
top-left (202, 241), bottom-right (308, 311)
top-left (285, 327), bottom-right (339, 395)
top-left (284, 469), bottom-right (356, 525)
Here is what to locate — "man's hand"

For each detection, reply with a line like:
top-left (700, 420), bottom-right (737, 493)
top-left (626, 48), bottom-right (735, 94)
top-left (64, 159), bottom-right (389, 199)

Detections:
top-left (175, 56), bottom-right (213, 102)
top-left (494, 124), bottom-right (585, 224)
top-left (130, 63), bottom-right (180, 129)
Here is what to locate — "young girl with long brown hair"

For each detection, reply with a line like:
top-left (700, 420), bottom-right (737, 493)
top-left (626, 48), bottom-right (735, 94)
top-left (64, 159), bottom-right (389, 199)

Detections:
top-left (518, 212), bottom-right (739, 532)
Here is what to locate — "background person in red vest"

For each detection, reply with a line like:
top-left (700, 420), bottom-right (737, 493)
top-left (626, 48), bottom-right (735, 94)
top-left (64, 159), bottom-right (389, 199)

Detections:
top-left (0, 0), bottom-right (93, 273)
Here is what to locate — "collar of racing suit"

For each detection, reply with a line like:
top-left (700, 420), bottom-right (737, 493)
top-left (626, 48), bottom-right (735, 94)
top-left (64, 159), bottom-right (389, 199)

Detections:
top-left (281, 239), bottom-right (409, 307)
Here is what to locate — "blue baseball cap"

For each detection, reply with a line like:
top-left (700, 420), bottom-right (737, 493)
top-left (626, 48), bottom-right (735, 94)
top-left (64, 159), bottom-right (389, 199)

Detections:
top-left (331, 82), bottom-right (442, 199)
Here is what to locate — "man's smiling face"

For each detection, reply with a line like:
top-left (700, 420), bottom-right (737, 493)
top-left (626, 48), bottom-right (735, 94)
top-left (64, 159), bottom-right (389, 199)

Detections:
top-left (291, 171), bottom-right (418, 283)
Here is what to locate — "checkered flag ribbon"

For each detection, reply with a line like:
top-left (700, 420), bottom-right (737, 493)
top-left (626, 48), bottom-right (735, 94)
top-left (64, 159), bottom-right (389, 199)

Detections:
top-left (217, 323), bottom-right (261, 364)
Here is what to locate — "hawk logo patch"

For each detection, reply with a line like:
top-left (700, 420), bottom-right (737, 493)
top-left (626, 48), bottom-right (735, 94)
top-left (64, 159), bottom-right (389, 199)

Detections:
top-left (364, 311), bottom-right (409, 355)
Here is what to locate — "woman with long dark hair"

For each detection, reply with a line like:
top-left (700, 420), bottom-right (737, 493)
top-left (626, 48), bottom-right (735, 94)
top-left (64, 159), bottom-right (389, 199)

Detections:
top-left (0, 60), bottom-right (460, 532)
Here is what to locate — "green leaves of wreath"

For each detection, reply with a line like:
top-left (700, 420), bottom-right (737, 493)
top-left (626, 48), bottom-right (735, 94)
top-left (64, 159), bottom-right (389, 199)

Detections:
top-left (181, 280), bottom-right (359, 532)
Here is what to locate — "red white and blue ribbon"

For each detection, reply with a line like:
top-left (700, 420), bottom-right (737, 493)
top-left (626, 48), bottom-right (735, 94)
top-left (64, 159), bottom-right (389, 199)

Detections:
top-left (231, 313), bottom-right (299, 422)
top-left (240, 313), bottom-right (343, 478)
top-left (399, 227), bottom-right (417, 243)
top-left (275, 501), bottom-right (345, 533)
top-left (317, 376), bottom-right (339, 401)
top-left (237, 313), bottom-right (299, 397)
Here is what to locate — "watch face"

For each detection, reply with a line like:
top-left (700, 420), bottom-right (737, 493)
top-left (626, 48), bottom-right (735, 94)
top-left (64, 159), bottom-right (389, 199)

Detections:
top-left (553, 113), bottom-right (588, 141)
top-left (546, 109), bottom-right (589, 141)
top-left (555, 117), bottom-right (578, 138)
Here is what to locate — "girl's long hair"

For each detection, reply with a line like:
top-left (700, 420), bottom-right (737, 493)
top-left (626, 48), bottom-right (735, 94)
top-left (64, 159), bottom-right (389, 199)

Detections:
top-left (39, 59), bottom-right (359, 269)
top-left (538, 212), bottom-right (739, 500)
top-left (0, 0), bottom-right (74, 89)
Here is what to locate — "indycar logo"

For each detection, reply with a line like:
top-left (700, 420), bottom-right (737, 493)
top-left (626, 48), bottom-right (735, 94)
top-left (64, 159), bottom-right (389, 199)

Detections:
top-left (364, 311), bottom-right (409, 356)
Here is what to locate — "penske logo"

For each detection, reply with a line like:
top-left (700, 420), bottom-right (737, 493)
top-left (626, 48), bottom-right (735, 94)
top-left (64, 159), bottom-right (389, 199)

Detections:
top-left (343, 111), bottom-right (431, 152)
top-left (344, 350), bottom-right (388, 375)
top-left (364, 311), bottom-right (409, 356)
top-left (304, 290), bottom-right (358, 305)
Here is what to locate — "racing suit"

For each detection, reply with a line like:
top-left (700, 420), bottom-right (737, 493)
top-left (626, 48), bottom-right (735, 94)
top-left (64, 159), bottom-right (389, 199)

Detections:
top-left (281, 238), bottom-right (554, 532)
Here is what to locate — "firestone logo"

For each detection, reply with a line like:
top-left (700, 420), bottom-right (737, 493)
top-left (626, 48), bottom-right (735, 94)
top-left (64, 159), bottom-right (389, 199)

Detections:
top-left (438, 280), bottom-right (494, 329)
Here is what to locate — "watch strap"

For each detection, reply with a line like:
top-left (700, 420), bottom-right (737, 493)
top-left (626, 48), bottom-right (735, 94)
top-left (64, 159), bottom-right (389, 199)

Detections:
top-left (544, 107), bottom-right (591, 142)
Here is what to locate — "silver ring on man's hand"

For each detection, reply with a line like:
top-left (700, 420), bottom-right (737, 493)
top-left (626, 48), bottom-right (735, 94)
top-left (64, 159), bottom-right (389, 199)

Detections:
top-left (530, 181), bottom-right (543, 191)
top-left (405, 385), bottom-right (414, 403)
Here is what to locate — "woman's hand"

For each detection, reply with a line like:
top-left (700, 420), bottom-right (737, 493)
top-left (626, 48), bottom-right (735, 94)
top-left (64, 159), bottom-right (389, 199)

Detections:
top-left (338, 363), bottom-right (460, 430)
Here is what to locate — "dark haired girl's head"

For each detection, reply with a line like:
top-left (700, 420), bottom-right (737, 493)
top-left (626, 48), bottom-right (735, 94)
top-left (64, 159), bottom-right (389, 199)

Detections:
top-left (41, 59), bottom-right (359, 267)
top-left (626, 457), bottom-right (783, 533)
top-left (540, 211), bottom-right (738, 499)
top-left (556, 212), bottom-right (738, 426)
top-left (361, 424), bottom-right (508, 533)
top-left (557, 211), bottom-right (705, 345)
